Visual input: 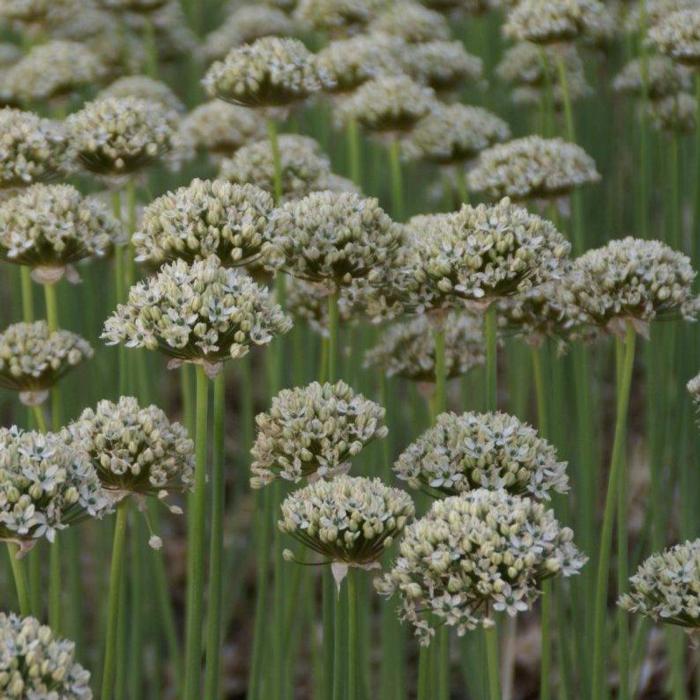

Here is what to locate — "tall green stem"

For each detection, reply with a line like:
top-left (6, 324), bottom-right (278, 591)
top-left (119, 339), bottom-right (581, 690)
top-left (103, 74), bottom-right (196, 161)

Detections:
top-left (346, 117), bottom-right (362, 187)
top-left (484, 305), bottom-right (497, 411)
top-left (328, 290), bottom-right (339, 382)
top-left (7, 543), bottom-right (31, 616)
top-left (388, 139), bottom-right (404, 220)
top-left (20, 267), bottom-right (33, 323)
top-left (485, 624), bottom-right (501, 700)
top-left (433, 321), bottom-right (447, 415)
top-left (591, 323), bottom-right (636, 699)
top-left (333, 579), bottom-right (348, 700)
top-left (267, 119), bottom-right (283, 205)
top-left (347, 569), bottom-right (358, 700)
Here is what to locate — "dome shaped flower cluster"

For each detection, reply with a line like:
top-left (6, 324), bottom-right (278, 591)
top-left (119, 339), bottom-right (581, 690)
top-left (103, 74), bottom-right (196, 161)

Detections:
top-left (0, 612), bottom-right (92, 699)
top-left (648, 9), bottom-right (700, 66)
top-left (376, 488), bottom-right (586, 643)
top-left (295, 0), bottom-right (376, 35)
top-left (623, 0), bottom-right (695, 34)
top-left (404, 103), bottom-right (510, 165)
top-left (202, 37), bottom-right (327, 108)
top-left (619, 539), bottom-right (700, 628)
top-left (403, 40), bottom-right (483, 93)
top-left (567, 237), bottom-right (699, 332)
top-left (369, 2), bottom-right (450, 43)
top-left (265, 191), bottom-right (403, 286)
top-left (251, 380), bottom-right (388, 488)
top-left (98, 75), bottom-right (185, 113)
top-left (364, 312), bottom-right (484, 382)
top-left (102, 256), bottom-right (292, 373)
top-left (67, 96), bottom-right (179, 177)
top-left (279, 475), bottom-right (414, 570)
top-left (0, 184), bottom-right (123, 278)
top-left (133, 179), bottom-right (274, 267)
top-left (0, 322), bottom-right (93, 405)
top-left (66, 396), bottom-right (194, 498)
top-left (0, 0), bottom-right (54, 22)
top-left (612, 56), bottom-right (691, 100)
top-left (0, 108), bottom-right (72, 188)
top-left (648, 92), bottom-right (697, 134)
top-left (469, 136), bottom-right (600, 201)
top-left (0, 427), bottom-right (110, 547)
top-left (394, 411), bottom-right (569, 499)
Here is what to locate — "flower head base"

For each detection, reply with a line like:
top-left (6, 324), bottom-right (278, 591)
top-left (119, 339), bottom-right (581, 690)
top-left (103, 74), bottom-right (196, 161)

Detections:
top-left (404, 104), bottom-right (510, 165)
top-left (266, 191), bottom-right (403, 286)
top-left (376, 489), bottom-right (586, 643)
top-left (613, 56), bottom-right (691, 101)
top-left (67, 96), bottom-right (178, 177)
top-left (619, 539), bottom-right (700, 628)
top-left (295, 0), bottom-right (376, 35)
top-left (0, 108), bottom-right (72, 188)
top-left (648, 93), bottom-right (697, 134)
top-left (251, 380), bottom-right (388, 488)
top-left (0, 427), bottom-right (110, 548)
top-left (503, 0), bottom-right (614, 45)
top-left (0, 613), bottom-right (92, 698)
top-left (468, 136), bottom-right (600, 201)
top-left (0, 322), bottom-right (93, 405)
top-left (567, 237), bottom-right (699, 333)
top-left (334, 75), bottom-right (436, 135)
top-left (219, 135), bottom-right (332, 202)
top-left (0, 184), bottom-right (123, 279)
top-left (395, 411), bottom-right (569, 499)
top-left (403, 40), bottom-right (483, 94)
top-left (364, 312), bottom-right (484, 382)
top-left (66, 396), bottom-right (194, 499)
top-left (98, 0), bottom-right (168, 11)
top-left (203, 37), bottom-right (326, 108)
top-left (98, 75), bottom-right (185, 113)
top-left (279, 475), bottom-right (414, 572)
top-left (179, 101), bottom-right (266, 157)
top-left (648, 9), bottom-right (700, 66)
top-left (369, 2), bottom-right (451, 43)
top-left (133, 179), bottom-right (274, 267)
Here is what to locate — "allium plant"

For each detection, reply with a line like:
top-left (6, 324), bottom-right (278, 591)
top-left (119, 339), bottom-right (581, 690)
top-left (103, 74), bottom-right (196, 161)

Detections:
top-left (0, 612), bottom-right (92, 698)
top-left (250, 380), bottom-right (388, 487)
top-left (369, 1), bottom-right (451, 43)
top-left (613, 56), bottom-right (692, 100)
top-left (294, 0), bottom-right (377, 36)
top-left (648, 92), bottom-right (697, 134)
top-left (98, 75), bottom-right (185, 113)
top-left (648, 8), bottom-right (700, 66)
top-left (403, 40), bottom-right (483, 95)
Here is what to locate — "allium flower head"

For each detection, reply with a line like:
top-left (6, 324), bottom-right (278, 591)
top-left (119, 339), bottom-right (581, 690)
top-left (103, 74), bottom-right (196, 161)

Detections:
top-left (404, 104), bottom-right (510, 165)
top-left (624, 0), bottom-right (694, 33)
top-left (394, 411), bottom-right (569, 499)
top-left (334, 75), bottom-right (436, 134)
top-left (285, 277), bottom-right (358, 336)
top-left (219, 135), bottom-right (332, 202)
top-left (66, 396), bottom-right (194, 499)
top-left (376, 488), bottom-right (586, 643)
top-left (0, 322), bottom-right (93, 405)
top-left (0, 108), bottom-right (72, 188)
top-left (98, 75), bottom-right (185, 113)
top-left (0, 427), bottom-right (110, 548)
top-left (497, 43), bottom-right (584, 89)
top-left (133, 178), bottom-right (274, 267)
top-left (202, 37), bottom-right (326, 108)
top-left (103, 256), bottom-right (292, 374)
top-left (364, 312), bottom-right (484, 382)
top-left (0, 613), bottom-right (92, 698)
top-left (0, 184), bottom-right (123, 281)
top-left (279, 475), bottom-right (414, 573)
top-left (648, 92), bottom-right (696, 134)
top-left (250, 380), bottom-right (388, 487)
top-left (295, 0), bottom-right (377, 35)
top-left (619, 539), bottom-right (700, 627)
top-left (369, 2), bottom-right (451, 43)
top-left (648, 9), bottom-right (700, 65)
top-left (403, 40), bottom-right (483, 93)
top-left (567, 238), bottom-right (699, 333)
top-left (503, 0), bottom-right (615, 45)
top-left (468, 136), bottom-right (600, 201)
top-left (266, 191), bottom-right (403, 286)
top-left (613, 56), bottom-right (691, 100)
top-left (67, 97), bottom-right (178, 177)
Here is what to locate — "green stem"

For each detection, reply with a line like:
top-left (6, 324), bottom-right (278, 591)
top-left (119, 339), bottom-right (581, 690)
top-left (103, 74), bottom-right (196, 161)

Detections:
top-left (101, 499), bottom-right (129, 700)
top-left (433, 321), bottom-right (447, 416)
top-left (484, 304), bottom-right (497, 411)
top-left (485, 624), bottom-right (501, 700)
top-left (20, 267), bottom-right (33, 323)
top-left (183, 366), bottom-right (210, 700)
top-left (7, 543), bottom-right (31, 616)
top-left (388, 139), bottom-right (404, 220)
top-left (417, 645), bottom-right (430, 700)
top-left (49, 537), bottom-right (61, 632)
top-left (43, 283), bottom-right (58, 333)
top-left (590, 323), bottom-right (636, 699)
top-left (437, 627), bottom-right (449, 700)
top-left (540, 580), bottom-right (552, 700)
top-left (347, 569), bottom-right (358, 700)
top-left (31, 405), bottom-right (48, 433)
top-left (267, 119), bottom-right (283, 205)
top-left (346, 117), bottom-right (362, 187)
top-left (531, 346), bottom-right (548, 437)
top-left (143, 18), bottom-right (158, 78)
top-left (333, 579), bottom-right (347, 700)
top-left (555, 53), bottom-right (576, 143)
top-left (328, 290), bottom-right (339, 383)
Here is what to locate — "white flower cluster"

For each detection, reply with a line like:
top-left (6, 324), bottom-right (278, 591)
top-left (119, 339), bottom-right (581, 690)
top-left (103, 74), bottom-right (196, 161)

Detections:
top-left (0, 427), bottom-right (110, 546)
top-left (364, 312), bottom-right (484, 382)
top-left (503, 0), bottom-right (614, 45)
top-left (394, 410), bottom-right (569, 499)
top-left (0, 613), bottom-right (92, 699)
top-left (376, 488), bottom-right (586, 643)
top-left (219, 135), bottom-right (332, 202)
top-left (619, 539), bottom-right (700, 627)
top-left (285, 277), bottom-right (357, 336)
top-left (369, 2), bottom-right (451, 43)
top-left (103, 256), bottom-right (292, 368)
top-left (67, 96), bottom-right (178, 176)
top-left (66, 396), bottom-right (194, 498)
top-left (648, 9), bottom-right (700, 65)
top-left (648, 92), bottom-right (697, 134)
top-left (567, 237), bottom-right (699, 331)
top-left (295, 0), bottom-right (377, 35)
top-left (333, 75), bottom-right (437, 134)
top-left (0, 322), bottom-right (93, 403)
top-left (266, 191), bottom-right (403, 286)
top-left (403, 40), bottom-right (483, 93)
top-left (624, 0), bottom-right (694, 34)
top-left (179, 101), bottom-right (266, 157)
top-left (98, 75), bottom-right (185, 113)
top-left (404, 104), bottom-right (510, 165)
top-left (0, 0), bottom-right (54, 21)
top-left (202, 37), bottom-right (327, 108)
top-left (613, 56), bottom-right (691, 100)
top-left (133, 179), bottom-right (274, 267)
top-left (0, 184), bottom-right (122, 274)
top-left (468, 136), bottom-right (600, 200)
top-left (250, 380), bottom-right (388, 487)
top-left (279, 475), bottom-right (414, 566)
top-left (0, 108), bottom-right (72, 188)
